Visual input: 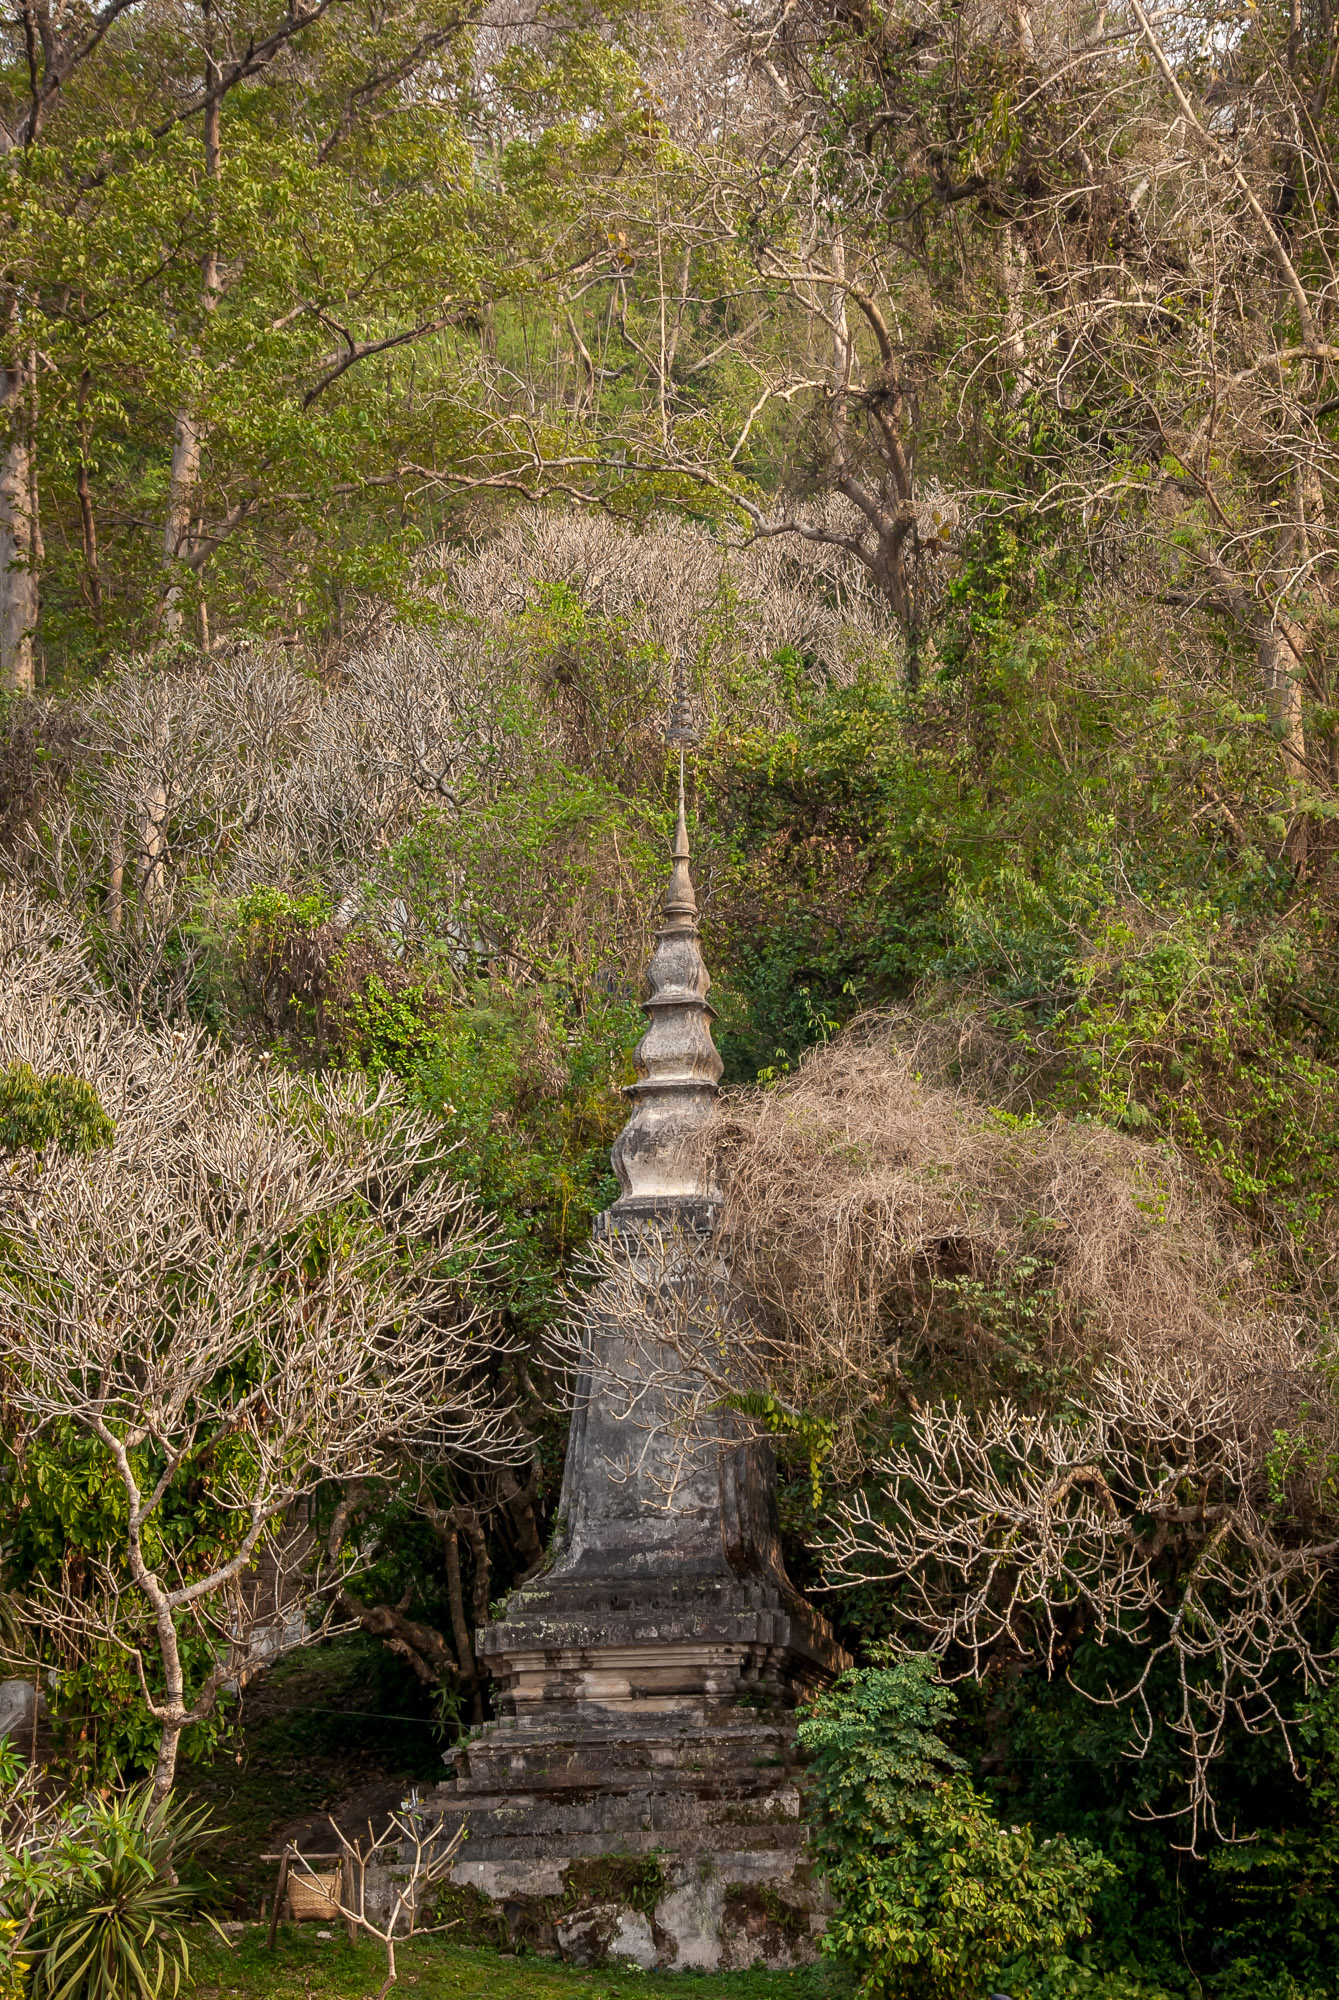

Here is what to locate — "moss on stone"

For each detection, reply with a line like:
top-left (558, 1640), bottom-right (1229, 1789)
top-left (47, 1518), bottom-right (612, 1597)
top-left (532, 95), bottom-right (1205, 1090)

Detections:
top-left (723, 1882), bottom-right (810, 1941)
top-left (430, 1878), bottom-right (513, 1947)
top-left (561, 1854), bottom-right (667, 1916)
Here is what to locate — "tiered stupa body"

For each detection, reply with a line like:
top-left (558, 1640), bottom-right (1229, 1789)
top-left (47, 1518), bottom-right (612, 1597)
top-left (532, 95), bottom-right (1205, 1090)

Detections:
top-left (434, 745), bottom-right (847, 1971)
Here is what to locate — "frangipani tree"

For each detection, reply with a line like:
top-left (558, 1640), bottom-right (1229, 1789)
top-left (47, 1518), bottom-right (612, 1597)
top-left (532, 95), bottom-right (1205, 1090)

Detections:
top-left (0, 888), bottom-right (516, 1795)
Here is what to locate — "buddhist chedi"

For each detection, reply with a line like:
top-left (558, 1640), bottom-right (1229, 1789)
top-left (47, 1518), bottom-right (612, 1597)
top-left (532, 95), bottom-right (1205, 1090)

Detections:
top-left (435, 693), bottom-right (847, 1970)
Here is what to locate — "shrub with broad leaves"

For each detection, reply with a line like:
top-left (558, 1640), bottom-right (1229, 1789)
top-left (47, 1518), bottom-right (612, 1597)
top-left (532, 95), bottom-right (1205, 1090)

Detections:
top-left (800, 1654), bottom-right (1117, 2000)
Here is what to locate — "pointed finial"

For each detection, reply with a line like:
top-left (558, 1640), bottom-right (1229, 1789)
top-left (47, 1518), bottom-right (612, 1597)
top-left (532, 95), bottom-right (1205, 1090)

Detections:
top-left (665, 657), bottom-right (700, 749)
top-left (602, 653), bottom-right (721, 1224)
top-left (663, 664), bottom-right (697, 929)
top-left (663, 749), bottom-right (696, 929)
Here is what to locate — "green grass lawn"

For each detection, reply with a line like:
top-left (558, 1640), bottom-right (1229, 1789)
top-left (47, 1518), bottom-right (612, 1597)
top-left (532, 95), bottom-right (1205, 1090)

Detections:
top-left (189, 1925), bottom-right (847, 2000)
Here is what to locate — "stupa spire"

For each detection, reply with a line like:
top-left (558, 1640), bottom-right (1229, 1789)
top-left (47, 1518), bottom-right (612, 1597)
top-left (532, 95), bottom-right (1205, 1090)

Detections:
top-left (607, 660), bottom-right (722, 1219)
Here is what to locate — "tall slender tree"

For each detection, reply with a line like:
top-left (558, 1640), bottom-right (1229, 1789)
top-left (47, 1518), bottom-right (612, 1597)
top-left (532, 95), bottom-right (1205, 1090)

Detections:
top-left (0, 0), bottom-right (659, 677)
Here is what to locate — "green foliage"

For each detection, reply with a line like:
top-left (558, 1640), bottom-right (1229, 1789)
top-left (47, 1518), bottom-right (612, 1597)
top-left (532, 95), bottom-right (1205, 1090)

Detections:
top-left (0, 1767), bottom-right (210, 2000)
top-left (943, 1658), bottom-right (1339, 2000)
top-left (222, 760), bottom-right (655, 1335)
top-left (704, 523), bottom-right (1339, 1275)
top-left (228, 905), bottom-right (639, 1335)
top-left (1051, 903), bottom-right (1339, 1240)
top-left (727, 1391), bottom-right (835, 1508)
top-left (1, 1425), bottom-right (236, 1782)
top-left (345, 974), bottom-right (633, 1337)
top-left (799, 1655), bottom-right (1117, 1999)
top-left (24, 1791), bottom-right (206, 2000)
top-left (9, 0), bottom-right (670, 673)
top-left (231, 887), bottom-right (332, 957)
top-left (0, 1066), bottom-right (114, 1162)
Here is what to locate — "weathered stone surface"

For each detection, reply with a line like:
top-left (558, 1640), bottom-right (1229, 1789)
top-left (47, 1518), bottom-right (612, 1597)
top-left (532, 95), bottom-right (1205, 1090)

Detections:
top-left (430, 761), bottom-right (846, 1971)
top-left (0, 1678), bottom-right (47, 1758)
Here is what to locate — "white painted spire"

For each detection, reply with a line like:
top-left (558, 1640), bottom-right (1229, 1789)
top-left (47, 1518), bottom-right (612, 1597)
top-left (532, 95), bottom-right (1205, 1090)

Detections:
top-left (607, 664), bottom-right (722, 1218)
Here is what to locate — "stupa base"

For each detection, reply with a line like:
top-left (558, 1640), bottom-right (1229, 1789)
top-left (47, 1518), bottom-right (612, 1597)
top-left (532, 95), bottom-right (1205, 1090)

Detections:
top-left (429, 1695), bottom-right (827, 1970)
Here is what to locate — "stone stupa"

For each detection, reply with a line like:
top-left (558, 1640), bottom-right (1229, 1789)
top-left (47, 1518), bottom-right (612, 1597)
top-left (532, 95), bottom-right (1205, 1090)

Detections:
top-left (433, 682), bottom-right (847, 1970)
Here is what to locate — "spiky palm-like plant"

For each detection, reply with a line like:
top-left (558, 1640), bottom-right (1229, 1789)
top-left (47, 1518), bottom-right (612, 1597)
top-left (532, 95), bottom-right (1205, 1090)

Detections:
top-left (23, 1786), bottom-right (212, 2000)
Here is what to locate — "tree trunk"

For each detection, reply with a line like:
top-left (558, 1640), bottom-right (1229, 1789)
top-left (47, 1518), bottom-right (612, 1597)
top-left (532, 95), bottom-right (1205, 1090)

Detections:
top-left (161, 413), bottom-right (204, 638)
top-left (440, 1520), bottom-right (476, 1688)
top-left (149, 1586), bottom-right (188, 1803)
top-left (0, 355), bottom-right (40, 691)
top-left (999, 224), bottom-right (1033, 403)
top-left (137, 705), bottom-right (171, 926)
top-left (1258, 621), bottom-right (1307, 782)
top-left (151, 1718), bottom-right (183, 1802)
top-left (824, 230), bottom-right (853, 486)
top-left (76, 369), bottom-right (103, 624)
top-left (497, 1454), bottom-right (545, 1573)
top-left (1259, 618), bottom-right (1310, 874)
top-left (106, 825), bottom-right (125, 932)
top-left (159, 14), bottom-right (221, 636)
top-left (1263, 458), bottom-right (1319, 873)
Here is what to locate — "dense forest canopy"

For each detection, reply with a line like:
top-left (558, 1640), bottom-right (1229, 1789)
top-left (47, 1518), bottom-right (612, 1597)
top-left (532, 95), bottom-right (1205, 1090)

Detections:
top-left (5, 0), bottom-right (1339, 1994)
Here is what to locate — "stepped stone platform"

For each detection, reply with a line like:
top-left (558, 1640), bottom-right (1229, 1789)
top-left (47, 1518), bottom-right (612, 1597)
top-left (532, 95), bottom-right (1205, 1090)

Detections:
top-left (432, 1567), bottom-right (846, 1970)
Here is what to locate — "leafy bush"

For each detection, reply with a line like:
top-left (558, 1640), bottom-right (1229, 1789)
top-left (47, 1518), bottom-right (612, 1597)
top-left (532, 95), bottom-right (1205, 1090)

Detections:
top-left (960, 1659), bottom-right (1339, 1998)
top-left (1, 1772), bottom-right (212, 2000)
top-left (0, 1064), bottom-right (114, 1162)
top-left (799, 1654), bottom-right (1117, 2000)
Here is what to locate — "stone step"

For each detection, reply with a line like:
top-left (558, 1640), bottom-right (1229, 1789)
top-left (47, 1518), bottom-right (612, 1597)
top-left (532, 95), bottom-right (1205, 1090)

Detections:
top-left (472, 1701), bottom-right (795, 1733)
top-left (453, 1827), bottom-right (810, 1865)
top-left (448, 1813), bottom-right (808, 1846)
top-left (445, 1771), bottom-right (803, 1808)
top-left (451, 1730), bottom-right (800, 1773)
top-left (451, 1766), bottom-right (804, 1798)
